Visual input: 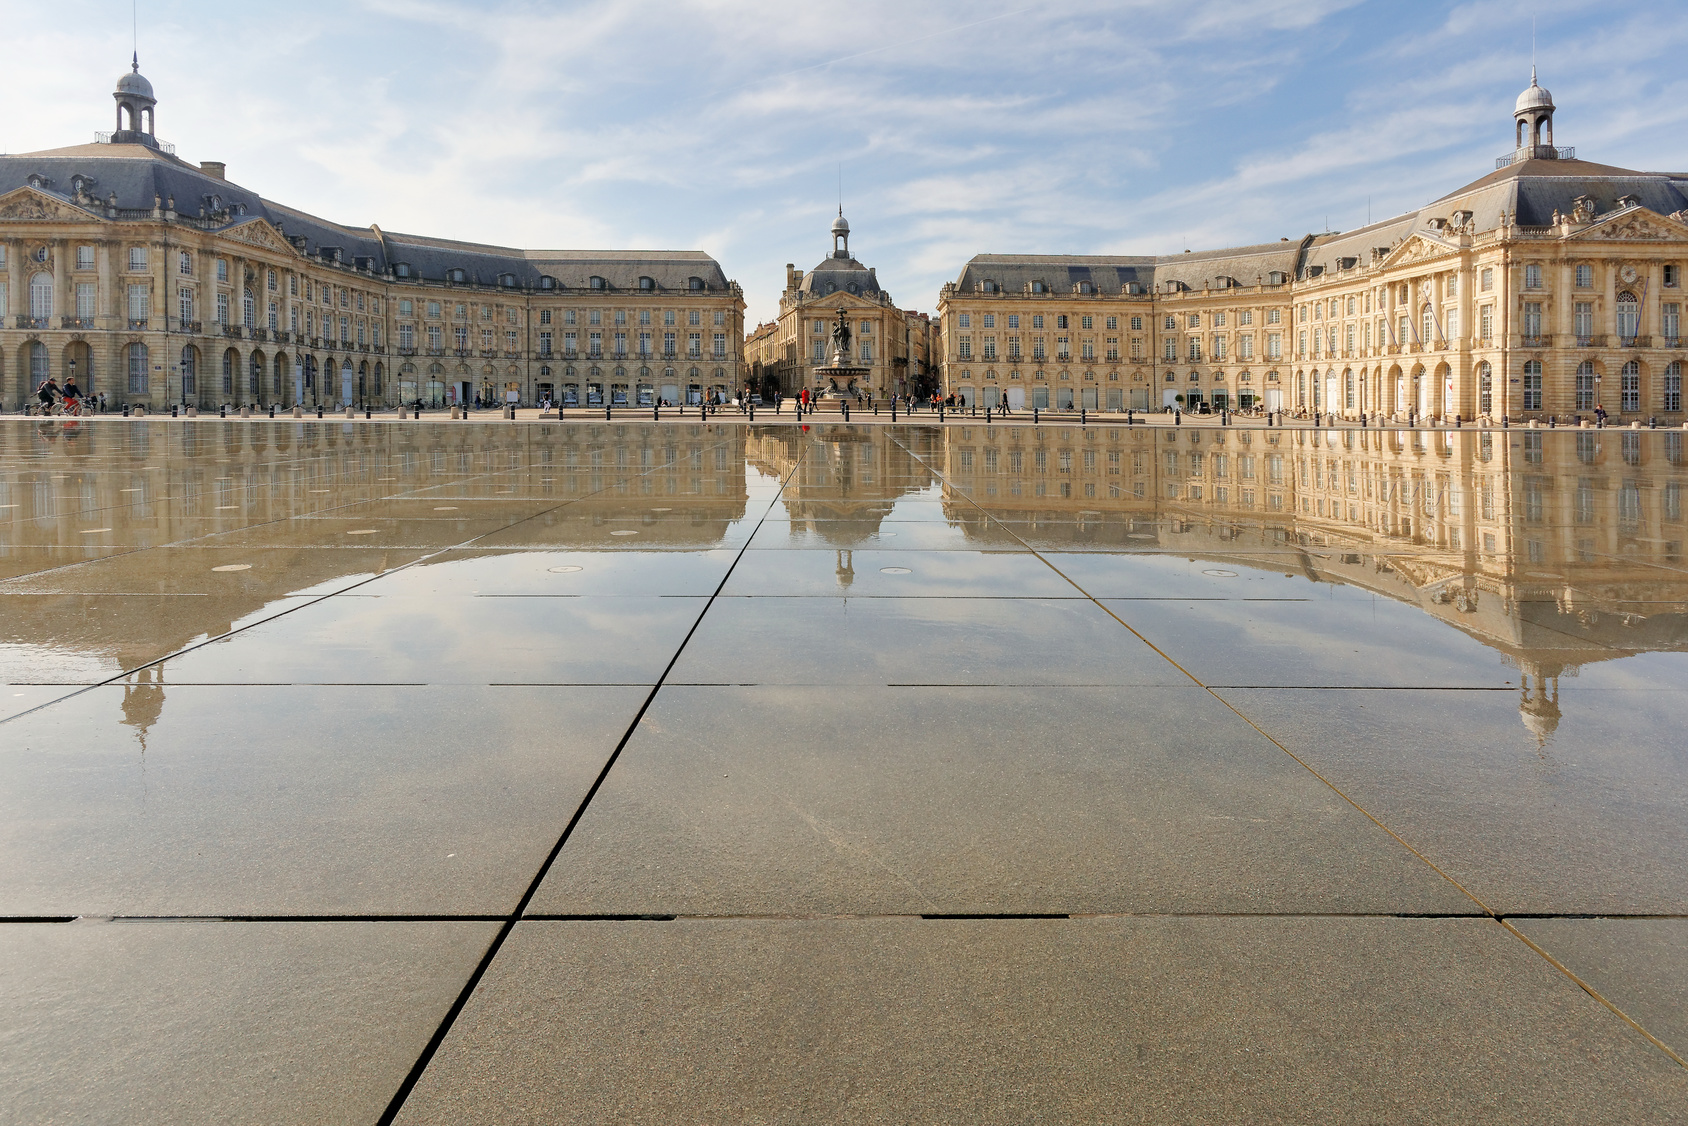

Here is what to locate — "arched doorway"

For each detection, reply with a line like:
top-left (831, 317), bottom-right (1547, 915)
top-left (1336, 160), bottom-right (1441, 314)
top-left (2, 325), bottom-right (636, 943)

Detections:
top-left (181, 345), bottom-right (199, 401)
top-left (340, 358), bottom-right (354, 407)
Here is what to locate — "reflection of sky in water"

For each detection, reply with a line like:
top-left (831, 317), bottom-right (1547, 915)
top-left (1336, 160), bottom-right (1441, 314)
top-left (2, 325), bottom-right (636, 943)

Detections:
top-left (0, 421), bottom-right (1683, 746)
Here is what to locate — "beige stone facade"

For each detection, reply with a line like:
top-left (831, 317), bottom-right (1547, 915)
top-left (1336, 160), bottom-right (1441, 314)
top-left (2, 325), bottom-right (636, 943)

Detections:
top-left (938, 77), bottom-right (1688, 423)
top-left (0, 67), bottom-right (744, 412)
top-left (744, 214), bottom-right (937, 400)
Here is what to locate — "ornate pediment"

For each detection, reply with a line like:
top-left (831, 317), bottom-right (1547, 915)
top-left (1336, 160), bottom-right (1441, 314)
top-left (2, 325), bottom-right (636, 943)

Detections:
top-left (1378, 234), bottom-right (1456, 271)
top-left (1574, 208), bottom-right (1688, 242)
top-left (0, 186), bottom-right (100, 223)
top-left (219, 218), bottom-right (296, 254)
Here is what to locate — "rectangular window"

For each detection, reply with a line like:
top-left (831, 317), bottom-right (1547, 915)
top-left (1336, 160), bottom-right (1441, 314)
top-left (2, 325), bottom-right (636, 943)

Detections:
top-left (457, 325), bottom-right (470, 350)
top-left (217, 259), bottom-right (228, 282)
top-left (588, 331), bottom-right (602, 355)
top-left (75, 245), bottom-right (94, 270)
top-left (340, 316), bottom-right (350, 344)
top-left (1523, 360), bottom-right (1543, 410)
top-left (859, 340), bottom-right (872, 362)
top-left (216, 291), bottom-right (229, 325)
top-left (427, 300), bottom-right (441, 318)
top-left (1575, 302), bottom-right (1594, 338)
top-left (663, 331), bottom-right (674, 354)
top-left (1664, 303), bottom-right (1680, 341)
top-left (713, 333), bottom-right (726, 358)
top-left (613, 331), bottom-right (626, 354)
top-left (1523, 302), bottom-right (1542, 338)
top-left (1665, 264), bottom-right (1681, 287)
top-left (76, 282), bottom-right (95, 320)
top-left (179, 251), bottom-right (193, 276)
top-left (399, 324), bottom-right (415, 349)
top-left (1106, 316), bottom-right (1118, 329)
top-left (1081, 315), bottom-right (1093, 329)
top-left (1057, 336), bottom-right (1071, 359)
top-left (1130, 315), bottom-right (1143, 331)
top-left (1164, 337), bottom-right (1177, 361)
top-left (638, 331), bottom-right (650, 356)
top-left (127, 285), bottom-right (148, 322)
top-left (427, 325), bottom-right (442, 350)
top-left (981, 313), bottom-right (995, 328)
top-left (1575, 264), bottom-right (1594, 288)
top-left (982, 336), bottom-right (997, 360)
top-left (1267, 333), bottom-right (1281, 358)
top-left (1239, 335), bottom-right (1253, 359)
top-left (1481, 305), bottom-right (1494, 340)
top-left (958, 336), bottom-right (972, 359)
top-left (688, 332), bottom-right (701, 355)
top-left (179, 289), bottom-right (194, 325)
top-left (1524, 264), bottom-right (1542, 289)
top-left (270, 302), bottom-right (280, 331)
top-left (1665, 362), bottom-right (1682, 411)
top-left (959, 313), bottom-right (971, 328)
top-left (128, 247), bottom-right (147, 272)
top-left (507, 330), bottom-right (518, 352)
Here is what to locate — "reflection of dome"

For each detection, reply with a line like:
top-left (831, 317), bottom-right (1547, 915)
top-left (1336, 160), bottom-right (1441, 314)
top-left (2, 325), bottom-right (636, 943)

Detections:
top-left (1514, 74), bottom-right (1553, 115)
top-left (1518, 668), bottom-right (1561, 745)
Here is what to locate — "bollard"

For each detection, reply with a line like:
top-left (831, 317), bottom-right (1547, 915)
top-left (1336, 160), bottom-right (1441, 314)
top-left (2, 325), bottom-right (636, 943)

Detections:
top-left (606, 404), bottom-right (611, 420)
top-left (842, 402), bottom-right (848, 422)
top-left (123, 404), bottom-right (131, 417)
top-left (1650, 416), bottom-right (1658, 429)
top-left (220, 404), bottom-right (227, 418)
top-left (1081, 407), bottom-right (1086, 426)
top-left (891, 401), bottom-right (897, 421)
top-left (317, 405), bottom-right (324, 418)
top-left (937, 404), bottom-right (943, 422)
top-left (172, 404), bottom-right (179, 418)
top-left (270, 405), bottom-right (276, 418)
top-left (654, 404), bottom-right (660, 422)
top-left (1034, 407), bottom-right (1040, 424)
top-left (1551, 416), bottom-right (1557, 428)
top-left (1502, 414), bottom-right (1509, 429)
top-left (1175, 410), bottom-right (1181, 426)
top-left (366, 407), bottom-right (371, 420)
top-left (750, 404), bottom-right (756, 422)
top-left (986, 406), bottom-right (993, 424)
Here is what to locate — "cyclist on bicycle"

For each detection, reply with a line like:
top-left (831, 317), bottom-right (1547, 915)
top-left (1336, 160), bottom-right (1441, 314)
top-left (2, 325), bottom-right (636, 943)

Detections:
top-left (36, 379), bottom-right (59, 415)
top-left (61, 377), bottom-right (82, 416)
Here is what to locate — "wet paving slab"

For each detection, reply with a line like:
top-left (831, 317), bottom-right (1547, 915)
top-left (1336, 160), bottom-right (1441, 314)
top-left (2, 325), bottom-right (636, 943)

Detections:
top-left (3, 419), bottom-right (1686, 1120)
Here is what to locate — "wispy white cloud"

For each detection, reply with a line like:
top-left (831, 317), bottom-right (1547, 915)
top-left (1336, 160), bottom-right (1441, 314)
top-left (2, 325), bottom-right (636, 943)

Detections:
top-left (6, 0), bottom-right (1687, 323)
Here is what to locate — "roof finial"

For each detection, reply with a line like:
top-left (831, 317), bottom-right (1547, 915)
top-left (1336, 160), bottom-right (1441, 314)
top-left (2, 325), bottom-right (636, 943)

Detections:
top-left (133, 51), bottom-right (139, 73)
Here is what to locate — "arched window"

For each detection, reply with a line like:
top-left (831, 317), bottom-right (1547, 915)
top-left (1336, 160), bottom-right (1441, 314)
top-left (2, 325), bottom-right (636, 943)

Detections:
top-left (1617, 291), bottom-right (1640, 340)
top-left (128, 343), bottom-right (149, 394)
top-left (1478, 361), bottom-right (1492, 414)
top-left (273, 353), bottom-right (288, 397)
top-left (249, 352), bottom-right (263, 399)
top-left (30, 341), bottom-right (49, 385)
top-left (222, 349), bottom-right (236, 394)
top-left (1621, 360), bottom-right (1641, 412)
top-left (1576, 360), bottom-right (1596, 411)
top-left (181, 346), bottom-right (198, 397)
top-left (29, 272), bottom-right (52, 322)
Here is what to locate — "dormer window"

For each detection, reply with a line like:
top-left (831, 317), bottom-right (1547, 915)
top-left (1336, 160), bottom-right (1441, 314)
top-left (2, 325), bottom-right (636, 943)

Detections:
top-left (1618, 193), bottom-right (1641, 209)
top-left (448, 268), bottom-right (466, 283)
top-left (639, 276), bottom-right (655, 290)
top-left (1268, 271), bottom-right (1287, 285)
top-left (498, 273), bottom-right (517, 288)
top-left (981, 280), bottom-right (998, 293)
top-left (590, 275), bottom-right (606, 290)
top-left (1030, 281), bottom-right (1047, 294)
top-left (1077, 281), bottom-right (1094, 294)
top-left (688, 277), bottom-right (704, 290)
top-left (394, 263), bottom-right (412, 278)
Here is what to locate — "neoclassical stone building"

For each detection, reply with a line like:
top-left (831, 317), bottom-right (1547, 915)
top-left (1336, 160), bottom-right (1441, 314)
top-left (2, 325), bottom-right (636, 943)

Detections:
top-left (0, 63), bottom-right (745, 411)
top-left (938, 73), bottom-right (1688, 422)
top-left (743, 212), bottom-right (938, 400)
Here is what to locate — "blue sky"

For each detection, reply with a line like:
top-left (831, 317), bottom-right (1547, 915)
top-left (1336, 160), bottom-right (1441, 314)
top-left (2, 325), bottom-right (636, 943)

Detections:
top-left (7, 1), bottom-right (1688, 324)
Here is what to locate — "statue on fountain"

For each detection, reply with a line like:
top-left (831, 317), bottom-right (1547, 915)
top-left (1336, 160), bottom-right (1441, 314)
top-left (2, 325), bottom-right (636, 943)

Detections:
top-left (829, 307), bottom-right (853, 365)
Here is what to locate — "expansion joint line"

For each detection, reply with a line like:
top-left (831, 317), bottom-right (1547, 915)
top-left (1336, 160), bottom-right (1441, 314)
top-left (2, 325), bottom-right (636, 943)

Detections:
top-left (375, 446), bottom-right (810, 1125)
top-left (885, 432), bottom-right (1687, 1073)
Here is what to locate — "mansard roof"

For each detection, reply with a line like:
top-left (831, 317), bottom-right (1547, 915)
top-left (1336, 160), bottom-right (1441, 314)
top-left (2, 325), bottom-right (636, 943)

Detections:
top-left (0, 141), bottom-right (732, 292)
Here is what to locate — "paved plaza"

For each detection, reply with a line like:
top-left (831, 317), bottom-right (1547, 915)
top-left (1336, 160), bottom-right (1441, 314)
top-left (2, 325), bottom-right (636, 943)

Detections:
top-left (1, 417), bottom-right (1685, 1123)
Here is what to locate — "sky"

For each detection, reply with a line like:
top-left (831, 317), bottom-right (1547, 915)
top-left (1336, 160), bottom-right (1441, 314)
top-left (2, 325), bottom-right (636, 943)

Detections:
top-left (6, 0), bottom-right (1688, 325)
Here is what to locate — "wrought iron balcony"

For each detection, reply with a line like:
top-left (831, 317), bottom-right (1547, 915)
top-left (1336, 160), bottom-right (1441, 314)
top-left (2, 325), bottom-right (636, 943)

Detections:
top-left (16, 316), bottom-right (46, 329)
top-left (128, 319), bottom-right (149, 331)
top-left (60, 317), bottom-right (94, 329)
top-left (1576, 335), bottom-right (1605, 347)
top-left (1521, 335), bottom-right (1551, 348)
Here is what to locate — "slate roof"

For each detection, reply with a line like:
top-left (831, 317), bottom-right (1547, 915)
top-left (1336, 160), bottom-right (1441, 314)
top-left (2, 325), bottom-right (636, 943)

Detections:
top-left (951, 156), bottom-right (1688, 295)
top-left (799, 254), bottom-right (884, 301)
top-left (0, 140), bottom-right (731, 291)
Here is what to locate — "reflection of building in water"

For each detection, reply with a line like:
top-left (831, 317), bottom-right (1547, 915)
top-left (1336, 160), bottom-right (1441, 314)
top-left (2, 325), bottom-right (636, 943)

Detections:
top-left (937, 424), bottom-right (1688, 737)
top-left (0, 421), bottom-right (752, 728)
top-left (745, 425), bottom-right (938, 546)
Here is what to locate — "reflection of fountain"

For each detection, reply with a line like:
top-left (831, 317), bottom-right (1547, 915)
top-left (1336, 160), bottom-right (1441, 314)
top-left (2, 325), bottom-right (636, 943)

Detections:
top-left (813, 306), bottom-right (869, 400)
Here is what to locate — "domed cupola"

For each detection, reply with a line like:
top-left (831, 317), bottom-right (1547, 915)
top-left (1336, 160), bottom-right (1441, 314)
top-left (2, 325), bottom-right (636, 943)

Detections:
top-left (831, 208), bottom-right (851, 259)
top-left (112, 54), bottom-right (160, 147)
top-left (1512, 67), bottom-right (1557, 160)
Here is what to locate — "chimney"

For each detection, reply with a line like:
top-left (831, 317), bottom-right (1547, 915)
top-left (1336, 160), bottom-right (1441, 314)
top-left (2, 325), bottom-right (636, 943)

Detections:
top-left (200, 161), bottom-right (226, 180)
top-left (786, 263), bottom-right (799, 290)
